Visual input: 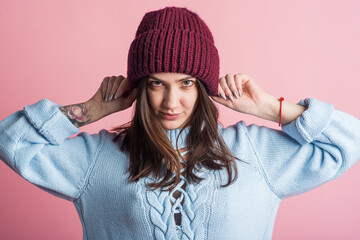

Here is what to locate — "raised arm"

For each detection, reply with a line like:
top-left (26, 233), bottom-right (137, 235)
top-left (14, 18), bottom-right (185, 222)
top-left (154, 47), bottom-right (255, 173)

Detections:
top-left (0, 75), bottom-right (137, 201)
top-left (252, 94), bottom-right (307, 126)
top-left (241, 97), bottom-right (360, 199)
top-left (59, 100), bottom-right (104, 127)
top-left (214, 73), bottom-right (360, 199)
top-left (59, 75), bottom-right (138, 127)
top-left (211, 73), bottom-right (307, 126)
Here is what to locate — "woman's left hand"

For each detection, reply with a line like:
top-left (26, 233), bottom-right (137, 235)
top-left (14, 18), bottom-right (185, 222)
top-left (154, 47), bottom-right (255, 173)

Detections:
top-left (210, 73), bottom-right (269, 116)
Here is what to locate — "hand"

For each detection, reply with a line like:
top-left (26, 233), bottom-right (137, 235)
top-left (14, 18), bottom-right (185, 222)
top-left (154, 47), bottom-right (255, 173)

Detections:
top-left (88, 75), bottom-right (138, 117)
top-left (210, 73), bottom-right (268, 116)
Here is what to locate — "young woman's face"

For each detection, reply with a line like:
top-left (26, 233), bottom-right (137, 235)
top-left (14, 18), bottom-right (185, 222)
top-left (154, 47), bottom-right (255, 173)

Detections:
top-left (146, 72), bottom-right (199, 130)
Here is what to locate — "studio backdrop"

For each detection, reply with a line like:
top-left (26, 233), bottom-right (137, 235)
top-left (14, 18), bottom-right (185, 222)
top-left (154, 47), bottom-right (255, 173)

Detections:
top-left (0, 0), bottom-right (360, 239)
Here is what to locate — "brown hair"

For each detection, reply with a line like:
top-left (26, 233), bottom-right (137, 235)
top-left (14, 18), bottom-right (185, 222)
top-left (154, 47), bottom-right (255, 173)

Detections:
top-left (110, 76), bottom-right (248, 191)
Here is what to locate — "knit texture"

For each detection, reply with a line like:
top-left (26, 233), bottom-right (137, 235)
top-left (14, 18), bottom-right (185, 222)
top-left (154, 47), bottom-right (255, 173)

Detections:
top-left (1, 98), bottom-right (360, 239)
top-left (127, 6), bottom-right (220, 96)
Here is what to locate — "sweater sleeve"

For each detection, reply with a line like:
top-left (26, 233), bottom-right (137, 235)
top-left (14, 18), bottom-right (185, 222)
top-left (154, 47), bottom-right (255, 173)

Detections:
top-left (240, 97), bottom-right (360, 199)
top-left (0, 99), bottom-right (105, 202)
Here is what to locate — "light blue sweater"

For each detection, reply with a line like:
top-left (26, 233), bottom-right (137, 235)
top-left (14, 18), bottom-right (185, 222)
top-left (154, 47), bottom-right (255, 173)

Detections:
top-left (1, 97), bottom-right (360, 240)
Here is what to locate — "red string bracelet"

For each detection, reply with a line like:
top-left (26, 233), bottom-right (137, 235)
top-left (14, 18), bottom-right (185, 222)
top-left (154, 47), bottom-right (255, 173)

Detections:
top-left (278, 97), bottom-right (284, 126)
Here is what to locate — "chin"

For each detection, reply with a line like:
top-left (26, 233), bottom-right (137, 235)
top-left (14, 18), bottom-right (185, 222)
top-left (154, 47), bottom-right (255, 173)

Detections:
top-left (162, 121), bottom-right (184, 130)
top-left (163, 125), bottom-right (181, 130)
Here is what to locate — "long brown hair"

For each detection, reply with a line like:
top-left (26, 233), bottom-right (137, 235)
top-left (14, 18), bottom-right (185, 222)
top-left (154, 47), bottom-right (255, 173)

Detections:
top-left (111, 76), bottom-right (248, 191)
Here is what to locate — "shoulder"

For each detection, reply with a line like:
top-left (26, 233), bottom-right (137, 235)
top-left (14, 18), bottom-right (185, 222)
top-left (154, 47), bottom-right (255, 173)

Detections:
top-left (218, 121), bottom-right (248, 139)
top-left (217, 121), bottom-right (253, 151)
top-left (74, 128), bottom-right (124, 149)
top-left (76, 129), bottom-right (129, 167)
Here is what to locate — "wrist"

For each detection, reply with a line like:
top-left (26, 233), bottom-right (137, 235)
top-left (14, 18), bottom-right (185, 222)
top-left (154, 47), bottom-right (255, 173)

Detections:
top-left (85, 99), bottom-right (106, 122)
top-left (253, 94), bottom-right (281, 123)
top-left (254, 94), bottom-right (307, 125)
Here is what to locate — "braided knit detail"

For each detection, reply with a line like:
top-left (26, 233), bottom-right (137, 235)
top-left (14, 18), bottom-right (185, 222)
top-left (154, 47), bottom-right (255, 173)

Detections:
top-left (142, 149), bottom-right (216, 239)
top-left (145, 178), bottom-right (176, 239)
top-left (181, 169), bottom-right (214, 240)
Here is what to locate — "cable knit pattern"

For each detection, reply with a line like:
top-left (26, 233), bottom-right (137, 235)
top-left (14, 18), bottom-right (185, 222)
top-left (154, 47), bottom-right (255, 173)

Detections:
top-left (143, 177), bottom-right (175, 239)
top-left (181, 169), bottom-right (215, 240)
top-left (1, 97), bottom-right (360, 239)
top-left (142, 148), bottom-right (215, 240)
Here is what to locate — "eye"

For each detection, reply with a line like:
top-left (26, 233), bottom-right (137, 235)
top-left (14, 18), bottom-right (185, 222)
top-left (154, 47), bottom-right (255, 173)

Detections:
top-left (149, 80), bottom-right (163, 87)
top-left (182, 80), bottom-right (194, 87)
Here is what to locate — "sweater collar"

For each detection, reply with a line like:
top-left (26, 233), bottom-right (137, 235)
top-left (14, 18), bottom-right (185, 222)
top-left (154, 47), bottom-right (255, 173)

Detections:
top-left (165, 126), bottom-right (191, 150)
top-left (165, 123), bottom-right (223, 150)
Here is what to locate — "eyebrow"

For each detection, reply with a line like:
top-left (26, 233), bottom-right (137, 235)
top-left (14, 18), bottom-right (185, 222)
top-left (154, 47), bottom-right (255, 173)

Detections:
top-left (148, 75), bottom-right (195, 82)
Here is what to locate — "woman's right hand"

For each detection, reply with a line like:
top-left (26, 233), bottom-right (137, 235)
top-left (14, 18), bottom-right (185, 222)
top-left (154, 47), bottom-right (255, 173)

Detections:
top-left (88, 75), bottom-right (138, 118)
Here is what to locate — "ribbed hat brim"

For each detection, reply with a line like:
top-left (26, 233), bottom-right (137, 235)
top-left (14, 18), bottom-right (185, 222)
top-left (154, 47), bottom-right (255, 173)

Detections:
top-left (127, 7), bottom-right (220, 96)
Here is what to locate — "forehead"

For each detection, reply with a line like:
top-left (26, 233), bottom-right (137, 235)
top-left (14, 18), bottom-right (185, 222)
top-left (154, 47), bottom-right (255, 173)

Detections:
top-left (148, 72), bottom-right (195, 81)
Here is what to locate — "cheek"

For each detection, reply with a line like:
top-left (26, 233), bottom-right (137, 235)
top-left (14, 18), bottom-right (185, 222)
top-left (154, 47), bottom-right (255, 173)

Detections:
top-left (147, 91), bottom-right (162, 110)
top-left (185, 92), bottom-right (198, 109)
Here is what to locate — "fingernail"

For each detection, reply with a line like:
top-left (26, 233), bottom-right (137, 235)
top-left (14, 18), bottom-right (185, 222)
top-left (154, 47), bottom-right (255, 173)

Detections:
top-left (114, 92), bottom-right (119, 99)
top-left (233, 91), bottom-right (238, 99)
top-left (108, 94), bottom-right (113, 101)
top-left (239, 90), bottom-right (242, 97)
top-left (229, 95), bottom-right (234, 102)
top-left (220, 93), bottom-right (227, 101)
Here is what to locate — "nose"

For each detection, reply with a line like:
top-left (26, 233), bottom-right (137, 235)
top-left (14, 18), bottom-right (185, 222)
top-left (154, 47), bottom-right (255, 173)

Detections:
top-left (162, 87), bottom-right (179, 110)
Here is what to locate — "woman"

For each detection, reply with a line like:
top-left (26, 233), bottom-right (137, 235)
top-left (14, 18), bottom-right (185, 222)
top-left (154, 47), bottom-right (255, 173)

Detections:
top-left (1, 6), bottom-right (360, 240)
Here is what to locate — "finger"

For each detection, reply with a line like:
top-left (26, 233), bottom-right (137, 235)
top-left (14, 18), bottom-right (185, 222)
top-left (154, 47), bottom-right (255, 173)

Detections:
top-left (217, 82), bottom-right (227, 101)
top-left (106, 76), bottom-right (116, 101)
top-left (102, 77), bottom-right (110, 101)
top-left (119, 87), bottom-right (138, 111)
top-left (127, 87), bottom-right (138, 103)
top-left (114, 75), bottom-right (127, 99)
top-left (110, 75), bottom-right (124, 100)
top-left (219, 76), bottom-right (233, 102)
top-left (234, 74), bottom-right (243, 97)
top-left (117, 77), bottom-right (133, 97)
top-left (225, 74), bottom-right (239, 100)
top-left (210, 94), bottom-right (231, 108)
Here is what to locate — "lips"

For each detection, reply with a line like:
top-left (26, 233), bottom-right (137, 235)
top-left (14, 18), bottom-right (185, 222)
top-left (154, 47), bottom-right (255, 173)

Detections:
top-left (160, 112), bottom-right (181, 120)
top-left (162, 112), bottom-right (180, 116)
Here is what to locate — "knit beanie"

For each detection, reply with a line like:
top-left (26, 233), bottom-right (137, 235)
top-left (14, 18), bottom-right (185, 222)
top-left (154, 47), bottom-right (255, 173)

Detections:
top-left (127, 6), bottom-right (220, 96)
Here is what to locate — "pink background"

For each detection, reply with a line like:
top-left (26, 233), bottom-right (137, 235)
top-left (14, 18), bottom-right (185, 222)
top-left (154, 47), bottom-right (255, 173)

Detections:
top-left (1, 0), bottom-right (360, 239)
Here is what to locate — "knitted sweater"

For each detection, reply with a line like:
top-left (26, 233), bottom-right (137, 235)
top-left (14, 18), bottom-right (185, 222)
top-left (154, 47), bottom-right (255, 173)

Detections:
top-left (1, 97), bottom-right (360, 240)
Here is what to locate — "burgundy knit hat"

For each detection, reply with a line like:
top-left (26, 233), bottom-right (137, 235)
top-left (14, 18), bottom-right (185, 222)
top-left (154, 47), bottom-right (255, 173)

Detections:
top-left (127, 6), bottom-right (220, 96)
